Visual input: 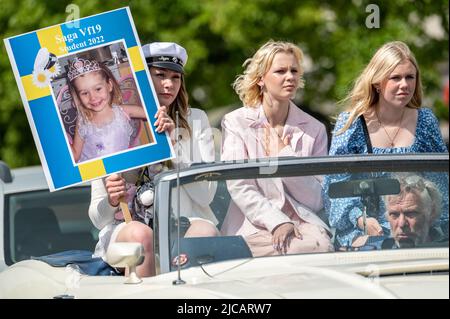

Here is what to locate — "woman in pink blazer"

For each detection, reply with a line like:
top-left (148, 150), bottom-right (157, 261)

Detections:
top-left (221, 40), bottom-right (333, 256)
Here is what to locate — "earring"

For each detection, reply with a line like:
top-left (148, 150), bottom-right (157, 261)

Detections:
top-left (259, 83), bottom-right (265, 96)
top-left (376, 87), bottom-right (380, 93)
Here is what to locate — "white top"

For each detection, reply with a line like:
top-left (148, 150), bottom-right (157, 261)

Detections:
top-left (77, 105), bottom-right (133, 163)
top-left (89, 108), bottom-right (217, 259)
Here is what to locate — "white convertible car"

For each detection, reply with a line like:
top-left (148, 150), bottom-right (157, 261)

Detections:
top-left (0, 154), bottom-right (448, 299)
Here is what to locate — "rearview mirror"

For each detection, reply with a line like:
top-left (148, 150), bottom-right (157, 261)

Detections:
top-left (328, 178), bottom-right (400, 198)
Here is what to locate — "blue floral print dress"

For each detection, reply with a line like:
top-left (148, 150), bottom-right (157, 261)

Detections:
top-left (324, 108), bottom-right (448, 248)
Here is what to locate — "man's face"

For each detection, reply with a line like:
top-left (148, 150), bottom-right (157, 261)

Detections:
top-left (387, 191), bottom-right (430, 247)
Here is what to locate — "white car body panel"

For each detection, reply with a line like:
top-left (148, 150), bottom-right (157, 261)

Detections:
top-left (0, 248), bottom-right (447, 299)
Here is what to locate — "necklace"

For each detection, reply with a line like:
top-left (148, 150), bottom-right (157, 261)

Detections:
top-left (262, 103), bottom-right (289, 156)
top-left (375, 107), bottom-right (405, 147)
top-left (263, 125), bottom-right (284, 156)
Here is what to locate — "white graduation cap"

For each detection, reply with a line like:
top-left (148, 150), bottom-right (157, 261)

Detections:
top-left (34, 48), bottom-right (58, 71)
top-left (32, 48), bottom-right (61, 88)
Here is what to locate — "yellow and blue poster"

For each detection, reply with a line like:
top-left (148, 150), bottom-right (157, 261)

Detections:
top-left (4, 7), bottom-right (174, 191)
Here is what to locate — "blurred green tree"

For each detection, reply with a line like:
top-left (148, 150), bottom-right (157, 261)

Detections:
top-left (0, 0), bottom-right (448, 167)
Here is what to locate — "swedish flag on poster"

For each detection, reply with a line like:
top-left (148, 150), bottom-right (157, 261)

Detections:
top-left (4, 7), bottom-right (174, 191)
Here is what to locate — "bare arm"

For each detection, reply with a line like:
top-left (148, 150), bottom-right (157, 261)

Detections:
top-left (121, 105), bottom-right (147, 119)
top-left (357, 217), bottom-right (383, 236)
top-left (71, 126), bottom-right (84, 163)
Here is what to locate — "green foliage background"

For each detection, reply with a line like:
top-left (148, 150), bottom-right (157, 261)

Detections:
top-left (0, 0), bottom-right (448, 167)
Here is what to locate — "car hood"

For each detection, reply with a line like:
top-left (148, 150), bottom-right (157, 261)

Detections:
top-left (0, 248), bottom-right (447, 299)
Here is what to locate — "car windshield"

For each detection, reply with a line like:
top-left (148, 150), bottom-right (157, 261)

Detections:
top-left (4, 186), bottom-right (97, 265)
top-left (162, 155), bottom-right (448, 272)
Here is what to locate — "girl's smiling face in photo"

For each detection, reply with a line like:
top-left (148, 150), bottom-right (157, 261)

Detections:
top-left (74, 71), bottom-right (113, 113)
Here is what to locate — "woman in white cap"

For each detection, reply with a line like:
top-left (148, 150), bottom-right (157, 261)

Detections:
top-left (89, 42), bottom-right (218, 277)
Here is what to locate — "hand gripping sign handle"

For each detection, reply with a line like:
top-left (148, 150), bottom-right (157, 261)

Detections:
top-left (114, 174), bottom-right (132, 224)
top-left (116, 172), bottom-right (132, 223)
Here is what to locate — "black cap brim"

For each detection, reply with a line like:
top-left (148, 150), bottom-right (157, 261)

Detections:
top-left (148, 61), bottom-right (184, 74)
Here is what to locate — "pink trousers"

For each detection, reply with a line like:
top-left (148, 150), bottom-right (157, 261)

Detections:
top-left (244, 201), bottom-right (334, 257)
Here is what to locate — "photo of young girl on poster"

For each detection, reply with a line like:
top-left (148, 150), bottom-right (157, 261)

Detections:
top-left (52, 41), bottom-right (154, 164)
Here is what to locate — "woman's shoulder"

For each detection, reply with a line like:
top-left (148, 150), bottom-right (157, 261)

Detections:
top-left (187, 107), bottom-right (211, 127)
top-left (332, 111), bottom-right (356, 132)
top-left (220, 106), bottom-right (260, 133)
top-left (223, 105), bottom-right (251, 117)
top-left (289, 103), bottom-right (325, 128)
top-left (188, 107), bottom-right (208, 120)
top-left (418, 107), bottom-right (438, 121)
top-left (329, 111), bottom-right (366, 154)
top-left (335, 111), bottom-right (351, 123)
top-left (222, 105), bottom-right (257, 123)
top-left (416, 107), bottom-right (441, 132)
top-left (416, 107), bottom-right (445, 143)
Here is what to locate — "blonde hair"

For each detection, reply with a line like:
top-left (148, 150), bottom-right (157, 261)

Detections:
top-left (68, 62), bottom-right (122, 122)
top-left (338, 41), bottom-right (423, 134)
top-left (232, 40), bottom-right (305, 107)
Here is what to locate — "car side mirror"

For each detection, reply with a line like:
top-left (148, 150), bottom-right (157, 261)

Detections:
top-left (106, 242), bottom-right (144, 284)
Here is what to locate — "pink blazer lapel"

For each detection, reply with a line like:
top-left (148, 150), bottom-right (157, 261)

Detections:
top-left (243, 106), bottom-right (286, 204)
top-left (245, 106), bottom-right (268, 157)
top-left (284, 102), bottom-right (309, 154)
top-left (287, 127), bottom-right (305, 154)
top-left (244, 103), bottom-right (311, 158)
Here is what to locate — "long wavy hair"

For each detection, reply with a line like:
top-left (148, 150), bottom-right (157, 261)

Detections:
top-left (337, 41), bottom-right (422, 134)
top-left (166, 73), bottom-right (191, 137)
top-left (68, 62), bottom-right (122, 122)
top-left (232, 40), bottom-right (305, 107)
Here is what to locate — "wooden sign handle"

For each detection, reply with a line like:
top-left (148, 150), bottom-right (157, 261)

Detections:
top-left (119, 198), bottom-right (132, 223)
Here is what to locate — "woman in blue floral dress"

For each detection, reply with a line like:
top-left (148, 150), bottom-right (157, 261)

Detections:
top-left (325, 41), bottom-right (448, 248)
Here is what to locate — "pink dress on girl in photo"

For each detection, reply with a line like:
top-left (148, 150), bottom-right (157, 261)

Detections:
top-left (77, 104), bottom-right (134, 163)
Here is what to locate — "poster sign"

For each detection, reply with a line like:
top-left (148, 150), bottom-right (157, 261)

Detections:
top-left (4, 7), bottom-right (174, 191)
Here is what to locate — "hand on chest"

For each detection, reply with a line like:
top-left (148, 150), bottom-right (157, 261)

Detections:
top-left (245, 125), bottom-right (305, 157)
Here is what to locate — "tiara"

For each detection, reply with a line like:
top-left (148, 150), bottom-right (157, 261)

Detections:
top-left (67, 58), bottom-right (101, 81)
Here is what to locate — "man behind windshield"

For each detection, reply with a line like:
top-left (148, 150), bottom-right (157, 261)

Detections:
top-left (352, 174), bottom-right (445, 249)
